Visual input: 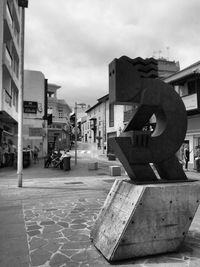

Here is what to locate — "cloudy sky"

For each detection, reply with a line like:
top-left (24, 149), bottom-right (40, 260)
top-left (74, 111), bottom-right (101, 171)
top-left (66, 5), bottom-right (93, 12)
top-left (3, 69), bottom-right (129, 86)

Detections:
top-left (24, 0), bottom-right (200, 108)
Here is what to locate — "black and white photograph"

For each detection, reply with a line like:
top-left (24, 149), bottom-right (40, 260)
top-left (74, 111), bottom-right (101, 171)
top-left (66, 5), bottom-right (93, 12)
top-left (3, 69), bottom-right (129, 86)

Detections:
top-left (0, 0), bottom-right (200, 266)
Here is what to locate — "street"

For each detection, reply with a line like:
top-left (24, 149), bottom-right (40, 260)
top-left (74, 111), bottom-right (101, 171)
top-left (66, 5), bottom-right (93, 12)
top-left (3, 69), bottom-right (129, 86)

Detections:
top-left (0, 143), bottom-right (200, 267)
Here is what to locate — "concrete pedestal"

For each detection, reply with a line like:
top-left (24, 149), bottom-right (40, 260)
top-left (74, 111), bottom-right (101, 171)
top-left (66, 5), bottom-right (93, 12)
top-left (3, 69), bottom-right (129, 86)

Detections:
top-left (88, 162), bottom-right (98, 170)
top-left (91, 179), bottom-right (200, 261)
top-left (109, 166), bottom-right (121, 176)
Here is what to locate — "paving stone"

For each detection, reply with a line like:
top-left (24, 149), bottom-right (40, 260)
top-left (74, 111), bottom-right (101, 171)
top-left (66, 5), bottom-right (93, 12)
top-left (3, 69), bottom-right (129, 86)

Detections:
top-left (39, 231), bottom-right (61, 239)
top-left (61, 241), bottom-right (91, 250)
top-left (49, 252), bottom-right (70, 266)
top-left (61, 249), bottom-right (80, 257)
top-left (29, 237), bottom-right (48, 251)
top-left (30, 247), bottom-right (51, 266)
top-left (54, 237), bottom-right (69, 244)
top-left (70, 223), bottom-right (87, 230)
top-left (43, 241), bottom-right (61, 253)
top-left (86, 248), bottom-right (102, 260)
top-left (57, 221), bottom-right (69, 228)
top-left (71, 218), bottom-right (87, 224)
top-left (45, 208), bottom-right (58, 211)
top-left (27, 229), bottom-right (41, 237)
top-left (62, 229), bottom-right (79, 238)
top-left (40, 220), bottom-right (55, 226)
top-left (27, 224), bottom-right (42, 231)
top-left (71, 250), bottom-right (88, 262)
top-left (42, 224), bottom-right (63, 234)
top-left (53, 210), bottom-right (69, 217)
top-left (67, 234), bottom-right (89, 242)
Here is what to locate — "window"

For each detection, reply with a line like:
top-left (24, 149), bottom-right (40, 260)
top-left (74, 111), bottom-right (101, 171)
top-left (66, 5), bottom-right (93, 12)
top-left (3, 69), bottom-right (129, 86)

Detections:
top-left (179, 79), bottom-right (198, 97)
top-left (187, 80), bottom-right (196, 95)
top-left (58, 109), bottom-right (63, 118)
top-left (109, 104), bottom-right (114, 127)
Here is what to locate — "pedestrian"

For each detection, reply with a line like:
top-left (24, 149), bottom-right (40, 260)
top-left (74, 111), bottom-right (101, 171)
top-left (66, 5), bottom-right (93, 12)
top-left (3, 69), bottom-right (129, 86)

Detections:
top-left (183, 144), bottom-right (190, 171)
top-left (33, 146), bottom-right (39, 164)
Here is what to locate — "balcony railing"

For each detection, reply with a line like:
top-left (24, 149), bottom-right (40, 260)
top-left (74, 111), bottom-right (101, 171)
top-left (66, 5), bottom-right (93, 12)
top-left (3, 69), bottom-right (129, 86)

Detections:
top-left (5, 46), bottom-right (12, 67)
top-left (6, 3), bottom-right (13, 27)
top-left (4, 89), bottom-right (12, 107)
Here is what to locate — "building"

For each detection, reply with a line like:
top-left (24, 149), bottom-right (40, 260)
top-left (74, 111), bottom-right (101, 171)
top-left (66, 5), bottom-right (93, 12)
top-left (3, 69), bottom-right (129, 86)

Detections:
top-left (84, 95), bottom-right (107, 150)
top-left (157, 58), bottom-right (180, 79)
top-left (82, 95), bottom-right (124, 158)
top-left (47, 83), bottom-right (71, 152)
top-left (23, 70), bottom-right (47, 157)
top-left (165, 61), bottom-right (200, 170)
top-left (0, 0), bottom-right (22, 149)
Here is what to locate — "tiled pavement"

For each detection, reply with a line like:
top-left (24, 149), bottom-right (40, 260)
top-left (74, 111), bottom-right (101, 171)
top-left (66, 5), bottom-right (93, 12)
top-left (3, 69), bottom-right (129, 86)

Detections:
top-left (0, 153), bottom-right (200, 266)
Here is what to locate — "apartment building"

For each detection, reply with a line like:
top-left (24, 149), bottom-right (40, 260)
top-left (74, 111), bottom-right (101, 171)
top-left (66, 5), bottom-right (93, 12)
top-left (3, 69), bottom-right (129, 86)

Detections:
top-left (47, 83), bottom-right (71, 152)
top-left (165, 61), bottom-right (200, 170)
top-left (23, 70), bottom-right (47, 157)
top-left (0, 0), bottom-right (22, 147)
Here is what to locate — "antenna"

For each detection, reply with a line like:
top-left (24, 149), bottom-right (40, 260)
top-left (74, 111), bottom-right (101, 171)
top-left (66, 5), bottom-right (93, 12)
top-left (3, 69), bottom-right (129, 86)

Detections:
top-left (158, 50), bottom-right (162, 59)
top-left (166, 46), bottom-right (170, 60)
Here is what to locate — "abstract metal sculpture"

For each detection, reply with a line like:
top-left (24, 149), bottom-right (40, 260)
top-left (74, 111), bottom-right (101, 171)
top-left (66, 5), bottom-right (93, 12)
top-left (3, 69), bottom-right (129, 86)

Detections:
top-left (109, 56), bottom-right (187, 182)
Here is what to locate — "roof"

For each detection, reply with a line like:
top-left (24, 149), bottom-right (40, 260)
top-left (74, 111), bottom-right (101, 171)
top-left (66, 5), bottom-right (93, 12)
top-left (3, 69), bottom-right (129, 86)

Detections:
top-left (86, 94), bottom-right (109, 113)
top-left (164, 60), bottom-right (200, 83)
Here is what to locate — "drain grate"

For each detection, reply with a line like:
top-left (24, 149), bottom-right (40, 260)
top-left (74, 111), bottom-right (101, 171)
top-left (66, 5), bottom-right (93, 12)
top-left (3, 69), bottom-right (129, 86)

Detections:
top-left (64, 182), bottom-right (84, 185)
top-left (97, 173), bottom-right (107, 176)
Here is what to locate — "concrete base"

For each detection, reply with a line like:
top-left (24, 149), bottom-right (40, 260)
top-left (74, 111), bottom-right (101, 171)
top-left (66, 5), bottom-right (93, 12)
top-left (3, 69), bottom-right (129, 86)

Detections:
top-left (109, 166), bottom-right (121, 176)
top-left (90, 179), bottom-right (200, 261)
top-left (88, 162), bottom-right (98, 170)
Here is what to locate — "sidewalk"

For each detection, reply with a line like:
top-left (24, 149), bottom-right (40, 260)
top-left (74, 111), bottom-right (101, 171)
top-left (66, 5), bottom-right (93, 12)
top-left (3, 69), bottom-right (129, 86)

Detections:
top-left (0, 154), bottom-right (200, 267)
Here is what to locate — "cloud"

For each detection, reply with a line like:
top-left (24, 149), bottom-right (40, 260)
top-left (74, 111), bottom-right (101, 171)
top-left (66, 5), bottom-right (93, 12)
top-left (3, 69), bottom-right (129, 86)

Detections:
top-left (25, 0), bottom-right (200, 107)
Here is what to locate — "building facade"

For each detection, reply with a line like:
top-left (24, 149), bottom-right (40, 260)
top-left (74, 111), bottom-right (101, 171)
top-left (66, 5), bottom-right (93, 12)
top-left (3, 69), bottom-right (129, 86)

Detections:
top-left (23, 70), bottom-right (47, 158)
top-left (47, 83), bottom-right (71, 153)
top-left (165, 61), bottom-right (200, 170)
top-left (0, 0), bottom-right (22, 149)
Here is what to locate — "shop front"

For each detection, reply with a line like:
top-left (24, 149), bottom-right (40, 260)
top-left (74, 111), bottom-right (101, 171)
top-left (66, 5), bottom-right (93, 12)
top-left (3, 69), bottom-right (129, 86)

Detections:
top-left (184, 115), bottom-right (200, 170)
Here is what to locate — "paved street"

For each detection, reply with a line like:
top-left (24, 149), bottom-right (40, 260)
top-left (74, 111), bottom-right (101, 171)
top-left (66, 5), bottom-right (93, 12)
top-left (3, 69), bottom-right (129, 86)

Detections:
top-left (0, 146), bottom-right (200, 267)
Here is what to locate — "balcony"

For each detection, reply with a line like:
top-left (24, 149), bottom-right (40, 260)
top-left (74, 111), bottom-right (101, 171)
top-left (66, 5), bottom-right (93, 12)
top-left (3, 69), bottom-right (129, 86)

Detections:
top-left (182, 93), bottom-right (198, 111)
top-left (4, 89), bottom-right (12, 107)
top-left (90, 118), bottom-right (97, 130)
top-left (4, 3), bottom-right (20, 55)
top-left (3, 44), bottom-right (19, 89)
top-left (2, 88), bottom-right (18, 122)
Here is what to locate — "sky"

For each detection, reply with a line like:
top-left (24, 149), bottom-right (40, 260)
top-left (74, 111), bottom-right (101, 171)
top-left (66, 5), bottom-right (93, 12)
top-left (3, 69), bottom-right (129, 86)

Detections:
top-left (24, 0), bottom-right (200, 108)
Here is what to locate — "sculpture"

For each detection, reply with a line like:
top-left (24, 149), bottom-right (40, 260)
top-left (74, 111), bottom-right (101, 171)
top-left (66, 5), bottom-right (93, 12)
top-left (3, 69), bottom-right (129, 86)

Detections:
top-left (91, 56), bottom-right (200, 261)
top-left (109, 56), bottom-right (187, 182)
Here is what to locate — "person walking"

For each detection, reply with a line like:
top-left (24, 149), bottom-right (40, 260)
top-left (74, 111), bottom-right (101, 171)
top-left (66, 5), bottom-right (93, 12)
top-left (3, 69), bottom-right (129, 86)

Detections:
top-left (33, 146), bottom-right (39, 164)
top-left (183, 144), bottom-right (190, 171)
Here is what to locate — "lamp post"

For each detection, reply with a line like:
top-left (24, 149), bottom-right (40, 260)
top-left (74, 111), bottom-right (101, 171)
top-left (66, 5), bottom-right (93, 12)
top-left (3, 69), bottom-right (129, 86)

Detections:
top-left (74, 102), bottom-right (86, 165)
top-left (17, 0), bottom-right (28, 187)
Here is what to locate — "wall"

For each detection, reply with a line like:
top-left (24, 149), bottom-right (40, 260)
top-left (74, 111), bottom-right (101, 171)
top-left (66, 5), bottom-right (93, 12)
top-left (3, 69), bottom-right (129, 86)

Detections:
top-left (23, 70), bottom-right (47, 156)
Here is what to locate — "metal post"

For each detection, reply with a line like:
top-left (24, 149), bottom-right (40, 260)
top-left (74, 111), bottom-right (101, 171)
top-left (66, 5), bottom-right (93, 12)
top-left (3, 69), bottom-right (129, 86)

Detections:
top-left (74, 102), bottom-right (78, 165)
top-left (17, 6), bottom-right (25, 187)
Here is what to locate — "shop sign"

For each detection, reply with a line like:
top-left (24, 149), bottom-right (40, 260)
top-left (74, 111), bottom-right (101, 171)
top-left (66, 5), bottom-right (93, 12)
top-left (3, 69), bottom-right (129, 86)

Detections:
top-left (29, 128), bottom-right (43, 136)
top-left (24, 101), bottom-right (38, 114)
top-left (182, 94), bottom-right (198, 111)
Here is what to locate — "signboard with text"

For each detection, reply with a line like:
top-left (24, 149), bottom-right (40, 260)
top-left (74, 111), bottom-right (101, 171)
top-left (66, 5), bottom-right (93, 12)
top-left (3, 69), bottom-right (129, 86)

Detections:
top-left (24, 101), bottom-right (38, 114)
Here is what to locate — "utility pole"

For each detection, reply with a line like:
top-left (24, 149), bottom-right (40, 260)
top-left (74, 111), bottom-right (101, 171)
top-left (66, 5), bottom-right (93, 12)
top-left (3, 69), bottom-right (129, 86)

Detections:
top-left (74, 102), bottom-right (86, 165)
top-left (17, 0), bottom-right (28, 187)
top-left (74, 102), bottom-right (78, 165)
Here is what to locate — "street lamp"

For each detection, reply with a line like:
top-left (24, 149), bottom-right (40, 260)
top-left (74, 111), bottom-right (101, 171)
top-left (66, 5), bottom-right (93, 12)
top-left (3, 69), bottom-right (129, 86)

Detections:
top-left (17, 0), bottom-right (28, 187)
top-left (74, 102), bottom-right (86, 165)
